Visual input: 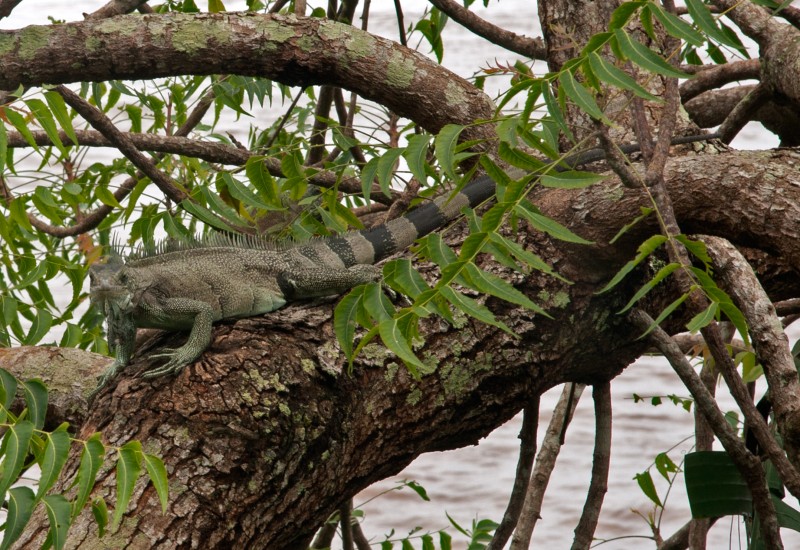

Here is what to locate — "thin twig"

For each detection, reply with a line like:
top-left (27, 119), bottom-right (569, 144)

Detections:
top-left (340, 499), bottom-right (354, 550)
top-left (486, 395), bottom-right (540, 550)
top-left (570, 381), bottom-right (611, 550)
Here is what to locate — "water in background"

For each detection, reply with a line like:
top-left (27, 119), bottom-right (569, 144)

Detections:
top-left (2, 2), bottom-right (794, 548)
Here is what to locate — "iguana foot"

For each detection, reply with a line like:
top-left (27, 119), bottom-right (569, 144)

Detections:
top-left (144, 347), bottom-right (195, 378)
top-left (89, 361), bottom-right (123, 399)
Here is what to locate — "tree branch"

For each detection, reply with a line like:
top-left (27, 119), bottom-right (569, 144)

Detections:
top-left (428, 0), bottom-right (546, 59)
top-left (570, 382), bottom-right (611, 550)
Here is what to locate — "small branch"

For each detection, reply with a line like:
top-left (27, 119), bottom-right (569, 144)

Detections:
top-left (340, 499), bottom-right (354, 550)
top-left (310, 522), bottom-right (336, 549)
top-left (486, 395), bottom-right (540, 550)
top-left (428, 0), bottom-right (546, 60)
top-left (717, 83), bottom-right (771, 144)
top-left (679, 59), bottom-right (761, 102)
top-left (570, 382), bottom-right (611, 550)
top-left (702, 235), bottom-right (800, 471)
top-left (84, 0), bottom-right (150, 19)
top-left (775, 298), bottom-right (800, 317)
top-left (630, 309), bottom-right (783, 550)
top-left (510, 384), bottom-right (585, 549)
top-left (54, 85), bottom-right (188, 204)
top-left (659, 517), bottom-right (719, 550)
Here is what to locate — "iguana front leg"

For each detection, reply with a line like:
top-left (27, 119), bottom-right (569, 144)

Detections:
top-left (91, 303), bottom-right (136, 398)
top-left (141, 298), bottom-right (215, 378)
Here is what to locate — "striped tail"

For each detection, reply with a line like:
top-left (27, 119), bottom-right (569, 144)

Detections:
top-left (333, 173), bottom-right (501, 267)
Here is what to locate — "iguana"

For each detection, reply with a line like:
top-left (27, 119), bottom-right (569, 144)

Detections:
top-left (89, 133), bottom-right (719, 390)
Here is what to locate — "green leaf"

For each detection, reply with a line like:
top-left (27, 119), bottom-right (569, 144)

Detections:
top-left (439, 286), bottom-right (514, 336)
top-left (638, 292), bottom-right (691, 339)
top-left (685, 451), bottom-right (752, 517)
top-left (43, 494), bottom-right (72, 550)
top-left (654, 452), bottom-right (679, 481)
top-left (378, 317), bottom-right (425, 377)
top-left (617, 262), bottom-right (681, 313)
top-left (497, 141), bottom-right (547, 173)
top-left (489, 233), bottom-right (568, 282)
top-left (404, 133), bottom-right (432, 185)
top-left (610, 207), bottom-right (654, 244)
top-left (44, 91), bottom-right (78, 146)
top-left (649, 4), bottom-right (705, 46)
top-left (675, 235), bottom-right (712, 264)
top-left (404, 480), bottom-right (431, 501)
top-left (222, 172), bottom-right (276, 212)
top-left (434, 124), bottom-right (465, 181)
top-left (143, 453), bottom-right (169, 514)
top-left (73, 434), bottom-right (105, 520)
top-left (334, 289), bottom-right (364, 361)
top-left (0, 367), bottom-right (19, 411)
top-left (383, 259), bottom-right (431, 300)
top-left (608, 0), bottom-right (646, 29)
top-left (23, 378), bottom-right (49, 430)
top-left (612, 29), bottom-right (688, 79)
top-left (597, 234), bottom-right (668, 294)
top-left (558, 70), bottom-right (606, 121)
top-left (208, 0), bottom-right (226, 12)
top-left (376, 148), bottom-right (405, 197)
top-left (542, 84), bottom-right (574, 142)
top-left (37, 425), bottom-right (72, 500)
top-left (0, 486), bottom-right (36, 550)
top-left (0, 420), bottom-right (35, 500)
top-left (686, 302), bottom-right (719, 333)
top-left (179, 199), bottom-right (235, 232)
top-left (0, 118), bottom-right (7, 173)
top-left (585, 53), bottom-right (661, 102)
top-left (4, 107), bottom-right (38, 150)
top-left (634, 471), bottom-right (662, 507)
top-left (364, 282), bottom-right (394, 323)
top-left (112, 441), bottom-right (143, 530)
top-left (463, 263), bottom-right (549, 316)
top-left (773, 494), bottom-right (800, 531)
top-left (540, 169), bottom-right (606, 189)
top-left (685, 0), bottom-right (738, 50)
top-left (92, 497), bottom-right (109, 538)
top-left (25, 98), bottom-right (66, 154)
top-left (244, 157), bottom-right (280, 206)
top-left (516, 201), bottom-right (593, 244)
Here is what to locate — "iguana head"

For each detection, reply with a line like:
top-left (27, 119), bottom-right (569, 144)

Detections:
top-left (89, 256), bottom-right (134, 315)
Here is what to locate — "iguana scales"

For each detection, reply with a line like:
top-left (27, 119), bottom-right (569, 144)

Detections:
top-left (89, 133), bottom-right (719, 390)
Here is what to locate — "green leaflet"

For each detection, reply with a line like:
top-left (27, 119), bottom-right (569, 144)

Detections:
top-left (25, 98), bottom-right (66, 155)
top-left (597, 234), bottom-right (668, 294)
top-left (143, 453), bottom-right (170, 514)
top-left (634, 470), bottom-right (662, 507)
top-left (44, 90), bottom-right (79, 146)
top-left (37, 425), bottom-right (72, 500)
top-left (612, 29), bottom-right (688, 79)
top-left (43, 494), bottom-right (72, 550)
top-left (434, 124), bottom-right (464, 182)
top-left (23, 378), bottom-right (48, 430)
top-left (378, 317), bottom-right (425, 378)
top-left (585, 52), bottom-right (661, 102)
top-left (0, 487), bottom-right (36, 550)
top-left (617, 262), bottom-right (681, 314)
top-left (558, 70), bottom-right (607, 122)
top-left (112, 441), bottom-right (143, 530)
top-left (0, 421), bottom-right (35, 500)
top-left (404, 133), bottom-right (433, 185)
top-left (73, 434), bottom-right (105, 520)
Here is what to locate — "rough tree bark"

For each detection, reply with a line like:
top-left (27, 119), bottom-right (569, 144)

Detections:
top-left (1, 4), bottom-right (799, 550)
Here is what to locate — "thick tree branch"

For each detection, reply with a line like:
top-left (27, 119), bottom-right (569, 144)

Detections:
top-left (679, 59), bottom-right (761, 102)
top-left (0, 12), bottom-right (497, 142)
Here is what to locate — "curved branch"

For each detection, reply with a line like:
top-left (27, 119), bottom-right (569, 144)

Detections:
top-left (679, 59), bottom-right (760, 102)
top-left (428, 0), bottom-right (546, 60)
top-left (0, 12), bottom-right (497, 141)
